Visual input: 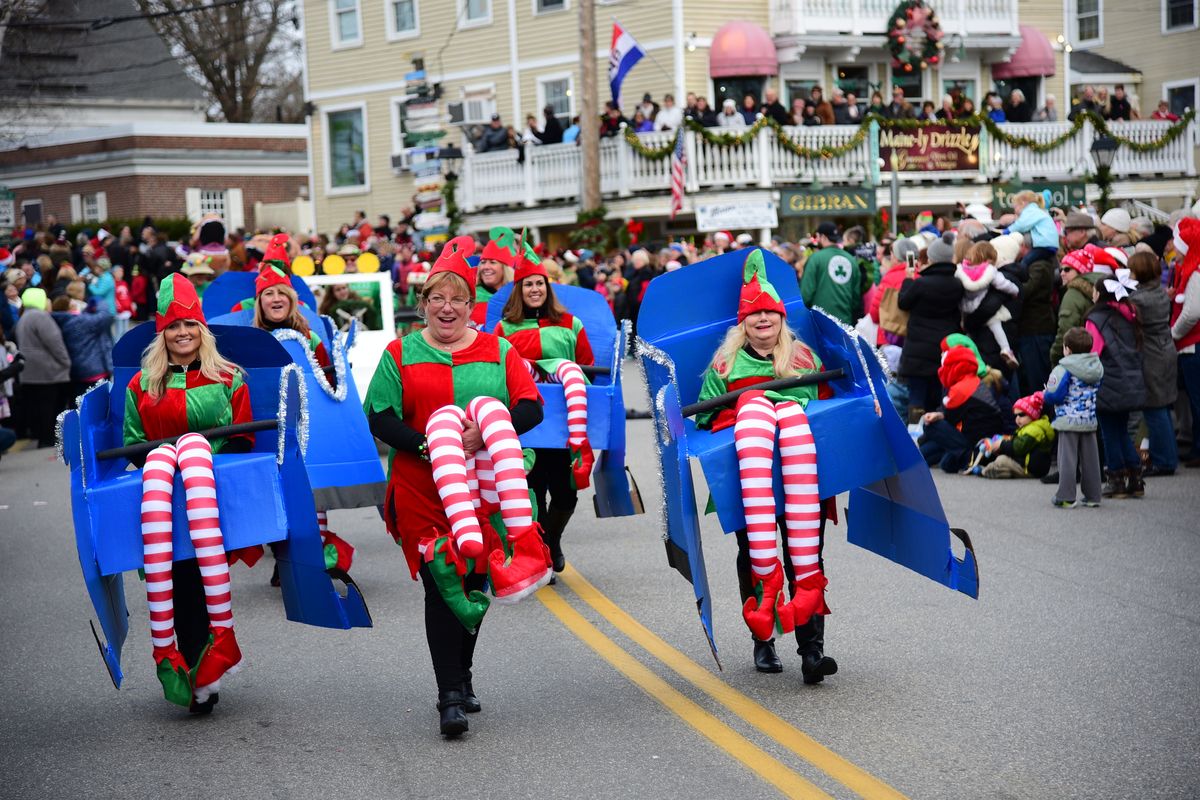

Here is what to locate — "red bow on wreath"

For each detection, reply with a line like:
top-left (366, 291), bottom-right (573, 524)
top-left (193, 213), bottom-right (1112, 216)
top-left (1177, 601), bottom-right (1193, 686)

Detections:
top-left (626, 219), bottom-right (644, 245)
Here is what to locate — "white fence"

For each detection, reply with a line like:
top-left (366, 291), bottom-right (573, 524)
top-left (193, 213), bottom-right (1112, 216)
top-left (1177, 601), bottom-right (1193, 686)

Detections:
top-left (253, 198), bottom-right (312, 234)
top-left (455, 120), bottom-right (1198, 213)
top-left (770, 0), bottom-right (1017, 36)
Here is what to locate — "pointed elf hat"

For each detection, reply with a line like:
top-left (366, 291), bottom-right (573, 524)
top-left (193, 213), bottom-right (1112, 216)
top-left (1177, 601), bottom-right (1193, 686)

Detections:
top-left (429, 235), bottom-right (477, 294)
top-left (156, 272), bottom-right (207, 332)
top-left (262, 233), bottom-right (291, 270)
top-left (480, 226), bottom-right (519, 266)
top-left (512, 230), bottom-right (548, 284)
top-left (255, 264), bottom-right (291, 296)
top-left (737, 249), bottom-right (785, 323)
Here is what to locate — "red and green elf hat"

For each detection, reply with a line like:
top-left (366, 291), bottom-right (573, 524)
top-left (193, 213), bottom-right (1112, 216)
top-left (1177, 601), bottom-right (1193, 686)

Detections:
top-left (512, 231), bottom-right (547, 284)
top-left (255, 264), bottom-right (291, 296)
top-left (156, 272), bottom-right (207, 332)
top-left (430, 235), bottom-right (477, 294)
top-left (262, 233), bottom-right (291, 270)
top-left (737, 249), bottom-right (785, 323)
top-left (480, 226), bottom-right (518, 266)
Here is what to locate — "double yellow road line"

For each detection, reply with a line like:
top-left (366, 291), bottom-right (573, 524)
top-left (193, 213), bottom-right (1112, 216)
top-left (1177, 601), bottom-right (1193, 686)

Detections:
top-left (538, 565), bottom-right (907, 800)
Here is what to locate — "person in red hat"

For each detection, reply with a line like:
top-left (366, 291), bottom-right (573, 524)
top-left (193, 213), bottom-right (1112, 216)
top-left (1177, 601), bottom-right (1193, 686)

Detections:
top-left (362, 235), bottom-right (551, 738)
top-left (494, 235), bottom-right (595, 577)
top-left (919, 344), bottom-right (1007, 475)
top-left (470, 226), bottom-right (517, 327)
top-left (252, 264), bottom-right (356, 581)
top-left (1170, 218), bottom-right (1200, 467)
top-left (693, 249), bottom-right (836, 683)
top-left (232, 233), bottom-right (295, 311)
top-left (1051, 245), bottom-right (1108, 365)
top-left (122, 273), bottom-right (256, 713)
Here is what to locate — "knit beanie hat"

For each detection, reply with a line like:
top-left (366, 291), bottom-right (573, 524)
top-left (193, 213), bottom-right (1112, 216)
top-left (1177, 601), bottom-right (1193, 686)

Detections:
top-left (1013, 391), bottom-right (1044, 420)
top-left (1100, 207), bottom-right (1131, 234)
top-left (927, 232), bottom-right (955, 264)
top-left (21, 287), bottom-right (47, 311)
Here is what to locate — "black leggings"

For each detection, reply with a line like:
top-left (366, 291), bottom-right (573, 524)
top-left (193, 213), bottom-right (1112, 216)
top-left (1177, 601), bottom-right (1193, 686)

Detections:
top-left (170, 557), bottom-right (212, 668)
top-left (418, 564), bottom-right (486, 693)
top-left (526, 447), bottom-right (579, 519)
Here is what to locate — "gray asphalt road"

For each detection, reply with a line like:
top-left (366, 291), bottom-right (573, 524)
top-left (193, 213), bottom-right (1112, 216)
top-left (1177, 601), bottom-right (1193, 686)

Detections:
top-left (3, 365), bottom-right (1198, 799)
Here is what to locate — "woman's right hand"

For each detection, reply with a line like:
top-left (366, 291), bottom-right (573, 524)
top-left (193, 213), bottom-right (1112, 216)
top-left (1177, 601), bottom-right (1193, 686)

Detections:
top-left (461, 420), bottom-right (483, 455)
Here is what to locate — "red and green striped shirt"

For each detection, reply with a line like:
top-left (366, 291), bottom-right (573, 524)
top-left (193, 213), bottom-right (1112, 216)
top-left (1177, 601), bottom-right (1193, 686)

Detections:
top-left (695, 343), bottom-right (823, 431)
top-left (493, 312), bottom-right (594, 375)
top-left (123, 365), bottom-right (254, 451)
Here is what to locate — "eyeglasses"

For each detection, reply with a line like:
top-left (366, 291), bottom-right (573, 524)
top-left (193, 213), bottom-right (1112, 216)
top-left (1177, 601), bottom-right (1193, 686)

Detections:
top-left (426, 294), bottom-right (469, 309)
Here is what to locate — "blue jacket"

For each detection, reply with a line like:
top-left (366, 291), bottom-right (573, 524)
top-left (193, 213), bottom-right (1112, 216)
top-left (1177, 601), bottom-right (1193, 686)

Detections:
top-left (89, 271), bottom-right (116, 314)
top-left (1043, 352), bottom-right (1103, 432)
top-left (52, 309), bottom-right (113, 380)
top-left (1008, 204), bottom-right (1059, 250)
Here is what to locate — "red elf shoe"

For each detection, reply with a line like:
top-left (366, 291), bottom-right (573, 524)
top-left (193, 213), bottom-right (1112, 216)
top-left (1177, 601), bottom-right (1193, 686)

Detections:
top-left (741, 561), bottom-right (795, 641)
top-left (192, 626), bottom-right (243, 703)
top-left (321, 531), bottom-right (355, 573)
top-left (570, 439), bottom-right (595, 491)
top-left (786, 572), bottom-right (831, 626)
top-left (153, 645), bottom-right (193, 708)
top-left (488, 524), bottom-right (553, 604)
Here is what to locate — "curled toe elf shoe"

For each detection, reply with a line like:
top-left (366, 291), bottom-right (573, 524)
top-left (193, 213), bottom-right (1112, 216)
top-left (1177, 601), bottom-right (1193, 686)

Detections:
top-left (786, 572), bottom-right (830, 626)
top-left (488, 525), bottom-right (553, 604)
top-left (569, 440), bottom-right (595, 491)
top-left (321, 531), bottom-right (355, 573)
top-left (742, 561), bottom-right (793, 642)
top-left (153, 645), bottom-right (193, 708)
top-left (192, 626), bottom-right (242, 703)
top-left (427, 537), bottom-right (490, 633)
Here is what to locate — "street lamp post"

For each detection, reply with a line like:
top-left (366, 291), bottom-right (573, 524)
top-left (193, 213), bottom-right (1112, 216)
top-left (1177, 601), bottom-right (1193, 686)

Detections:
top-left (1090, 135), bottom-right (1118, 213)
top-left (887, 154), bottom-right (899, 238)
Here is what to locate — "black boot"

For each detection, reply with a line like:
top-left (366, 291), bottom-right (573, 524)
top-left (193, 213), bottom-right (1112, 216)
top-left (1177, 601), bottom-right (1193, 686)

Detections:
top-left (462, 681), bottom-right (481, 713)
top-left (1102, 469), bottom-right (1129, 499)
top-left (753, 639), bottom-right (783, 673)
top-left (1128, 467), bottom-right (1145, 498)
top-left (795, 614), bottom-right (837, 685)
top-left (541, 507), bottom-right (574, 573)
top-left (188, 692), bottom-right (218, 714)
top-left (437, 690), bottom-right (468, 737)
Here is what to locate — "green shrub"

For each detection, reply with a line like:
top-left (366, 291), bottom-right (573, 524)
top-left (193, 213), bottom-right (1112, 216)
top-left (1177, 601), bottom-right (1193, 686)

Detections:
top-left (64, 216), bottom-right (193, 243)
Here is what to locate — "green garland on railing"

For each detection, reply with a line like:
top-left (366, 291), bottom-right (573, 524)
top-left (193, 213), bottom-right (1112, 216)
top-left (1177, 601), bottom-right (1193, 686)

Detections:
top-left (443, 171), bottom-right (462, 237)
top-left (620, 110), bottom-right (1195, 161)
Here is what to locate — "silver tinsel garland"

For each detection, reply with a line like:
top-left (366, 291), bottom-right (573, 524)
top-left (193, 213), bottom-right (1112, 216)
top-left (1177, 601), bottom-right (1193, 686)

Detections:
top-left (277, 363), bottom-right (310, 463)
top-left (812, 307), bottom-right (885, 416)
top-left (636, 336), bottom-right (680, 543)
top-left (271, 328), bottom-right (349, 402)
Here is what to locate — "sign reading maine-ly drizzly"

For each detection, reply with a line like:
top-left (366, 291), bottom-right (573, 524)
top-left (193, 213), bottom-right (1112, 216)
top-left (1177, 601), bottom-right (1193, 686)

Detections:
top-left (880, 124), bottom-right (980, 172)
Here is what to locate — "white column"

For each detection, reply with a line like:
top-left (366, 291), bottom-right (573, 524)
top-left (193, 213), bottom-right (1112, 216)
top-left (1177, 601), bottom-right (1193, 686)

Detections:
top-left (672, 0), bottom-right (686, 103)
top-left (507, 0), bottom-right (522, 125)
top-left (617, 124), bottom-right (632, 197)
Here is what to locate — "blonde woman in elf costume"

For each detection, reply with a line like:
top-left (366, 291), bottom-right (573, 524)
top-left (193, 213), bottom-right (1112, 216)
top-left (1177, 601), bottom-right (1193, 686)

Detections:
top-left (231, 233), bottom-right (293, 312)
top-left (469, 226), bottom-right (516, 328)
top-left (494, 238), bottom-right (595, 574)
top-left (363, 235), bottom-right (552, 738)
top-left (694, 250), bottom-right (837, 683)
top-left (123, 274), bottom-right (256, 713)
top-left (252, 265), bottom-right (355, 581)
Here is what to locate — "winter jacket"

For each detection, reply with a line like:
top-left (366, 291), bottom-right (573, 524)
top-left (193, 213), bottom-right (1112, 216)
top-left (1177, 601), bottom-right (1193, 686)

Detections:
top-left (1008, 204), bottom-right (1059, 250)
top-left (52, 309), bottom-right (114, 381)
top-left (897, 262), bottom-right (964, 378)
top-left (943, 382), bottom-right (1007, 445)
top-left (1129, 281), bottom-right (1178, 408)
top-left (13, 308), bottom-right (70, 384)
top-left (801, 246), bottom-right (862, 326)
top-left (1087, 303), bottom-right (1146, 413)
top-left (89, 271), bottom-right (116, 314)
top-left (1050, 271), bottom-right (1104, 365)
top-left (1043, 353), bottom-right (1103, 432)
top-left (1017, 253), bottom-right (1057, 336)
top-left (994, 416), bottom-right (1055, 476)
top-left (477, 124), bottom-right (510, 152)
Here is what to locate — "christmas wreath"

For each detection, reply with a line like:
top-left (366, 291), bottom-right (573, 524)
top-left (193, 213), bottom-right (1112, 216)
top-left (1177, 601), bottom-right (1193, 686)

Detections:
top-left (886, 0), bottom-right (943, 72)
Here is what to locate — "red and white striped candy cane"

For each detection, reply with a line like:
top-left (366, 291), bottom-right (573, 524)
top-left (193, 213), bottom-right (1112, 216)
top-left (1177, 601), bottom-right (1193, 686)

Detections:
top-left (427, 405), bottom-right (486, 558)
top-left (466, 396), bottom-right (533, 531)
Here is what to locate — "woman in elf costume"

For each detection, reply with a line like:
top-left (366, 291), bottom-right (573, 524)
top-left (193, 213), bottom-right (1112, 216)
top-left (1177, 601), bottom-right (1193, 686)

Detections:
top-left (494, 238), bottom-right (595, 574)
top-left (363, 235), bottom-right (552, 739)
top-left (123, 274), bottom-right (256, 713)
top-left (694, 250), bottom-right (837, 684)
top-left (231, 233), bottom-right (294, 312)
top-left (252, 264), bottom-right (355, 580)
top-left (469, 226), bottom-right (516, 328)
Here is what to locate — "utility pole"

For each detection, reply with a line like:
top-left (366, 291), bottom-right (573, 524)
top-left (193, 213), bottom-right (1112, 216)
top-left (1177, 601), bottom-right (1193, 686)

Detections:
top-left (579, 0), bottom-right (601, 211)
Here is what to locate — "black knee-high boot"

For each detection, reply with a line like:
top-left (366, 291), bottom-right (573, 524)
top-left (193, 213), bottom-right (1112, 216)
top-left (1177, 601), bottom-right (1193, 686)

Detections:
top-left (541, 506), bottom-right (574, 572)
top-left (795, 614), bottom-right (837, 684)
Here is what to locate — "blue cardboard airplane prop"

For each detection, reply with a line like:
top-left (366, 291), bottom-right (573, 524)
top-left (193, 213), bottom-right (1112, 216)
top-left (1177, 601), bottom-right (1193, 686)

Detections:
top-left (637, 248), bottom-right (978, 659)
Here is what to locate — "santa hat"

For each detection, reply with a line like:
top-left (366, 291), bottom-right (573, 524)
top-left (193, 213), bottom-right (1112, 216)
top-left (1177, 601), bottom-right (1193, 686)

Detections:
top-left (937, 346), bottom-right (982, 409)
top-left (480, 226), bottom-right (518, 266)
top-left (512, 233), bottom-right (548, 284)
top-left (255, 264), bottom-right (291, 296)
top-left (1084, 243), bottom-right (1118, 275)
top-left (1013, 391), bottom-right (1044, 420)
top-left (1103, 246), bottom-right (1128, 267)
top-left (714, 230), bottom-right (733, 245)
top-left (262, 233), bottom-right (291, 270)
top-left (1174, 218), bottom-right (1200, 289)
top-left (0, 248), bottom-right (12, 268)
top-left (156, 273), bottom-right (207, 332)
top-left (429, 235), bottom-right (477, 294)
top-left (737, 249), bottom-right (785, 323)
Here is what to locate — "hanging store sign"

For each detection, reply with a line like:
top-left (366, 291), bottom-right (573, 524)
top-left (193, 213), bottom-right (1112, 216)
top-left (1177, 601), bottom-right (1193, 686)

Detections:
top-left (879, 124), bottom-right (980, 171)
top-left (694, 200), bottom-right (778, 231)
top-left (992, 182), bottom-right (1087, 214)
top-left (780, 187), bottom-right (876, 217)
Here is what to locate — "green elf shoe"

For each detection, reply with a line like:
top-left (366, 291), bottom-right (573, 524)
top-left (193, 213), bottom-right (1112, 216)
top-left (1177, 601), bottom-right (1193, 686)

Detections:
top-left (428, 537), bottom-right (490, 633)
top-left (153, 645), bottom-right (193, 708)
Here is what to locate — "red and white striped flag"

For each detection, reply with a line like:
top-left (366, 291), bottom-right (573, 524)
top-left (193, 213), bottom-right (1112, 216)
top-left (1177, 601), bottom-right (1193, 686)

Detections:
top-left (669, 129), bottom-right (686, 219)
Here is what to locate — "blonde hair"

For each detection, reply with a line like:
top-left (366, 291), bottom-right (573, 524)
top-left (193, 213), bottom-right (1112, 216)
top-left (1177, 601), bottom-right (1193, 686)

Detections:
top-left (712, 319), bottom-right (816, 380)
top-left (965, 241), bottom-right (998, 266)
top-left (66, 280), bottom-right (86, 301)
top-left (140, 323), bottom-right (242, 401)
top-left (1012, 189), bottom-right (1044, 210)
top-left (253, 283), bottom-right (310, 337)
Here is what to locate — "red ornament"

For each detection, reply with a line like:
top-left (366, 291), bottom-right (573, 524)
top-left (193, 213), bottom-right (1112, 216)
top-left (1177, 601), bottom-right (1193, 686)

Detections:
top-left (897, 35), bottom-right (905, 44)
top-left (930, 55), bottom-right (938, 64)
top-left (904, 63), bottom-right (913, 72)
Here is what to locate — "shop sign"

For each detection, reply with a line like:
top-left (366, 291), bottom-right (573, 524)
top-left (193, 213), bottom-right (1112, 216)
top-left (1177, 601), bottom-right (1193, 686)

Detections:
top-left (695, 200), bottom-right (778, 231)
top-left (780, 187), bottom-right (876, 217)
top-left (992, 182), bottom-right (1087, 214)
top-left (879, 124), bottom-right (980, 171)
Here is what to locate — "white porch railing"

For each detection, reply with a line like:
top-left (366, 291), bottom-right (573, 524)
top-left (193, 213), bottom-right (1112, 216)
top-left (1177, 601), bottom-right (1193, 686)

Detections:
top-left (769, 0), bottom-right (1016, 36)
top-left (455, 120), bottom-right (1198, 213)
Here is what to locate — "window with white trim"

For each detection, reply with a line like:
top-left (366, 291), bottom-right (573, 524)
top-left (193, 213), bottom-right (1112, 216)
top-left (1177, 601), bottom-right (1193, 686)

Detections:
top-left (390, 97), bottom-right (408, 153)
top-left (199, 189), bottom-right (227, 219)
top-left (387, 0), bottom-right (419, 38)
top-left (1165, 78), bottom-right (1197, 117)
top-left (1164, 0), bottom-right (1197, 30)
top-left (535, 0), bottom-right (567, 13)
top-left (538, 75), bottom-right (573, 128)
top-left (332, 0), bottom-right (362, 47)
top-left (326, 106), bottom-right (368, 191)
top-left (82, 192), bottom-right (105, 222)
top-left (448, 86), bottom-right (497, 126)
top-left (1075, 0), bottom-right (1102, 45)
top-left (459, 0), bottom-right (491, 27)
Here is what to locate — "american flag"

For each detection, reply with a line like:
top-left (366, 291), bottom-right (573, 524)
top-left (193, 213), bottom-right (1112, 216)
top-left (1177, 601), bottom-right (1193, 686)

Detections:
top-left (668, 129), bottom-right (686, 219)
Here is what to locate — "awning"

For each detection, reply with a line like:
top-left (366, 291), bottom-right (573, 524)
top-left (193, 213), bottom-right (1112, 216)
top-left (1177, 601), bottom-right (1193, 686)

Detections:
top-left (709, 21), bottom-right (778, 77)
top-left (1068, 51), bottom-right (1142, 85)
top-left (992, 24), bottom-right (1055, 79)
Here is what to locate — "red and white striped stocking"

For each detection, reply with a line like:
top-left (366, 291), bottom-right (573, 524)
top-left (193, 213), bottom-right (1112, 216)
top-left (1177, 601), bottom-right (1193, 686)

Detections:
top-left (141, 445), bottom-right (185, 660)
top-left (775, 401), bottom-right (830, 624)
top-left (551, 361), bottom-right (593, 489)
top-left (176, 432), bottom-right (242, 702)
top-left (315, 508), bottom-right (354, 573)
top-left (427, 405), bottom-right (487, 558)
top-left (466, 396), bottom-right (534, 532)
